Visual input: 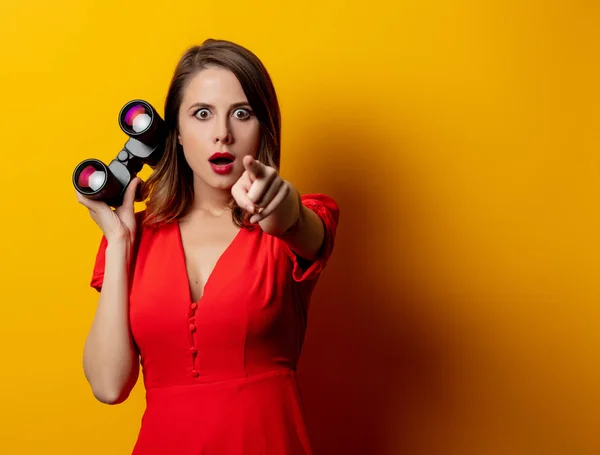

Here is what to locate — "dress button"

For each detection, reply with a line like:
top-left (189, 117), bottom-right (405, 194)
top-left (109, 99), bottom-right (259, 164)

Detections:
top-left (189, 324), bottom-right (196, 332)
top-left (192, 370), bottom-right (199, 377)
top-left (190, 347), bottom-right (197, 354)
top-left (191, 303), bottom-right (198, 310)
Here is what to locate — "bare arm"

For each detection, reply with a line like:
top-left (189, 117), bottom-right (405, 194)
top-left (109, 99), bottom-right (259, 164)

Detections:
top-left (83, 238), bottom-right (139, 405)
top-left (230, 156), bottom-right (326, 261)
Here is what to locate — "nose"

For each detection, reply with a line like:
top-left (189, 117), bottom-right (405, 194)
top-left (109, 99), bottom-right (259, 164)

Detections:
top-left (213, 116), bottom-right (233, 145)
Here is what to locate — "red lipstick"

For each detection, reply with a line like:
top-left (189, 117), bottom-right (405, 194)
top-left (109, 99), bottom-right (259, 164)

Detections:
top-left (209, 152), bottom-right (235, 175)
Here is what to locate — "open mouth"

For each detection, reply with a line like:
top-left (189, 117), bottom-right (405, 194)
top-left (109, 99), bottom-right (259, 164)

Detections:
top-left (209, 152), bottom-right (235, 166)
top-left (209, 153), bottom-right (235, 174)
top-left (209, 157), bottom-right (234, 166)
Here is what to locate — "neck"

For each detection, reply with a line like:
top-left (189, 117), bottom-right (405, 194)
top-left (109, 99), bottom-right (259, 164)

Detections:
top-left (189, 175), bottom-right (233, 217)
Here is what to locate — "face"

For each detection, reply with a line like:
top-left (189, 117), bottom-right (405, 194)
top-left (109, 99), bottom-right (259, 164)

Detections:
top-left (177, 66), bottom-right (261, 191)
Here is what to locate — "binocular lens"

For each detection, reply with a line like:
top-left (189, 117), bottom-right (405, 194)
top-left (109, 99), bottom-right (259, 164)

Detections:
top-left (73, 159), bottom-right (124, 204)
top-left (77, 164), bottom-right (106, 191)
top-left (72, 99), bottom-right (165, 206)
top-left (123, 104), bottom-right (151, 133)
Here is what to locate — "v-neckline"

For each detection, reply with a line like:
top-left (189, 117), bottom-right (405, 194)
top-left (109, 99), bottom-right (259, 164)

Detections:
top-left (175, 220), bottom-right (245, 305)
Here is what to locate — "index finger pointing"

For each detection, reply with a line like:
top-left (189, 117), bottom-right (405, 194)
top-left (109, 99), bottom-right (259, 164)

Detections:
top-left (244, 155), bottom-right (265, 180)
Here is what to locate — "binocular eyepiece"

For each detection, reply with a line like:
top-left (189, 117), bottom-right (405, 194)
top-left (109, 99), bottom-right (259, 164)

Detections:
top-left (72, 99), bottom-right (167, 207)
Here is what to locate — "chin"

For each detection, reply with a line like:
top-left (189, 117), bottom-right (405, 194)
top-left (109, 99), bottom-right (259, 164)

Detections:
top-left (209, 177), bottom-right (237, 190)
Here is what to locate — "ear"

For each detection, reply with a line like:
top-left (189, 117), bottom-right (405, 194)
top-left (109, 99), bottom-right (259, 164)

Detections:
top-left (177, 134), bottom-right (182, 145)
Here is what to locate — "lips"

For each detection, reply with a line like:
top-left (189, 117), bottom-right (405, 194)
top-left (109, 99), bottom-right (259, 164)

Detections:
top-left (209, 152), bottom-right (235, 175)
top-left (209, 152), bottom-right (235, 165)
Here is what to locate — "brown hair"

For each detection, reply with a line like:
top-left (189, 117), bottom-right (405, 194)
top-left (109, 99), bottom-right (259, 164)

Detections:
top-left (141, 39), bottom-right (281, 228)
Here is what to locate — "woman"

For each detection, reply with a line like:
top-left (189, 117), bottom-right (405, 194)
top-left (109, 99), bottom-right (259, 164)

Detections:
top-left (76, 38), bottom-right (339, 454)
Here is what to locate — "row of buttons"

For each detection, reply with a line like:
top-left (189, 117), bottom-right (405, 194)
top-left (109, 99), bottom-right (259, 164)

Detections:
top-left (189, 301), bottom-right (199, 378)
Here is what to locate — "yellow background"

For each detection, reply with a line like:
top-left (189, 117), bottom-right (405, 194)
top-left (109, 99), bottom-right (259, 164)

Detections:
top-left (0, 0), bottom-right (598, 454)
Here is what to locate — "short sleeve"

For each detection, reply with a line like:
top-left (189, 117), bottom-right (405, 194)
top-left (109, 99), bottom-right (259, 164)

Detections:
top-left (89, 210), bottom-right (145, 293)
top-left (288, 193), bottom-right (340, 282)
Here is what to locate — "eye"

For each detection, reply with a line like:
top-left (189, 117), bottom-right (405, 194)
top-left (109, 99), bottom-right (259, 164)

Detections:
top-left (233, 108), bottom-right (252, 120)
top-left (194, 108), bottom-right (211, 120)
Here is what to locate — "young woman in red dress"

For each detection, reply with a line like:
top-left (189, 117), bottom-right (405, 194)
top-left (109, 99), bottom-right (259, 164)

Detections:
top-left (75, 38), bottom-right (339, 454)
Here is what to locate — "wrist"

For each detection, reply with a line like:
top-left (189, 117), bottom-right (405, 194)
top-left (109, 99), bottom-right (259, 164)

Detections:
top-left (256, 182), bottom-right (302, 238)
top-left (283, 192), bottom-right (303, 235)
top-left (106, 237), bottom-right (133, 267)
top-left (106, 237), bottom-right (131, 256)
top-left (106, 235), bottom-right (130, 247)
top-left (106, 227), bottom-right (135, 246)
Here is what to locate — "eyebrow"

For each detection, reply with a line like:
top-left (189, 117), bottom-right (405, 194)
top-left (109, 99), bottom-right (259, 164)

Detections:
top-left (188, 101), bottom-right (251, 110)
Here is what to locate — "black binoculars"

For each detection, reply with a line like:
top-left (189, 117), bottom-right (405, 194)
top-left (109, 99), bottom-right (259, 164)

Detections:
top-left (72, 99), bottom-right (167, 207)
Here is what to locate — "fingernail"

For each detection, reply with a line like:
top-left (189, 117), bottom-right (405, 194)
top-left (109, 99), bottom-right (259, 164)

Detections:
top-left (247, 204), bottom-right (254, 213)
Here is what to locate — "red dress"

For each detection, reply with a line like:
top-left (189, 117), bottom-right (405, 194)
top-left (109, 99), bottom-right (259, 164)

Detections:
top-left (89, 194), bottom-right (339, 455)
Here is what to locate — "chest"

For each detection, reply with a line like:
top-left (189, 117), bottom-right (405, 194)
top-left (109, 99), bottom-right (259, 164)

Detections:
top-left (178, 218), bottom-right (241, 302)
top-left (127, 223), bottom-right (305, 367)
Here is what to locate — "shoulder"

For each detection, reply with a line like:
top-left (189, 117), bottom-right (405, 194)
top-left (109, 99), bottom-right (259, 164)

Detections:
top-left (300, 193), bottom-right (340, 223)
top-left (135, 209), bottom-right (172, 236)
top-left (89, 209), bottom-right (172, 292)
